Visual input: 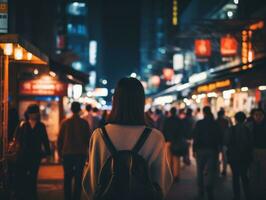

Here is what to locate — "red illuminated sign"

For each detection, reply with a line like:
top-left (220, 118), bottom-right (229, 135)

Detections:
top-left (195, 39), bottom-right (211, 57)
top-left (221, 35), bottom-right (238, 56)
top-left (19, 76), bottom-right (67, 96)
top-left (163, 68), bottom-right (174, 81)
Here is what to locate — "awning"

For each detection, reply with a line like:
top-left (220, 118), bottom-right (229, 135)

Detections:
top-left (152, 56), bottom-right (266, 99)
top-left (49, 59), bottom-right (89, 85)
top-left (0, 34), bottom-right (48, 65)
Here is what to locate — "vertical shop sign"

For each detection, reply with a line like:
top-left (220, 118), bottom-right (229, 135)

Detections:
top-left (0, 0), bottom-right (8, 33)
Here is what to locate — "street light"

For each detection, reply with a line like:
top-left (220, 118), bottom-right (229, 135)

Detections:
top-left (27, 52), bottom-right (33, 60)
top-left (14, 45), bottom-right (23, 60)
top-left (130, 72), bottom-right (137, 78)
top-left (3, 43), bottom-right (13, 56)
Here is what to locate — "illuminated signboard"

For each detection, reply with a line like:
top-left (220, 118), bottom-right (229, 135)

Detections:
top-left (0, 0), bottom-right (8, 33)
top-left (19, 76), bottom-right (67, 96)
top-left (194, 39), bottom-right (211, 57)
top-left (197, 79), bottom-right (231, 93)
top-left (221, 35), bottom-right (238, 56)
top-left (163, 68), bottom-right (174, 81)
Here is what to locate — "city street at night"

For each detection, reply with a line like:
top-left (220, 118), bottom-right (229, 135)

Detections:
top-left (1, 0), bottom-right (266, 200)
top-left (37, 161), bottom-right (234, 200)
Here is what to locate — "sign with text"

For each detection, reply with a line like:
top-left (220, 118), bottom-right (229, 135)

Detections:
top-left (197, 79), bottom-right (231, 93)
top-left (221, 35), bottom-right (238, 56)
top-left (0, 0), bottom-right (8, 33)
top-left (20, 76), bottom-right (67, 96)
top-left (195, 39), bottom-right (211, 57)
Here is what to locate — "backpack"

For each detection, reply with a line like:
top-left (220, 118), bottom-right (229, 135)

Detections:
top-left (93, 127), bottom-right (163, 200)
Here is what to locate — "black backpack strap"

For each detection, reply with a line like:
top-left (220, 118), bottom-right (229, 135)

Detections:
top-left (132, 127), bottom-right (152, 153)
top-left (100, 127), bottom-right (117, 156)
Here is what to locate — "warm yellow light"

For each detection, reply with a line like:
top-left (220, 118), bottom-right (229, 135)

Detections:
top-left (27, 52), bottom-right (33, 60)
top-left (14, 47), bottom-right (23, 60)
top-left (258, 86), bottom-right (266, 91)
top-left (4, 43), bottom-right (13, 56)
top-left (241, 87), bottom-right (248, 92)
top-left (49, 71), bottom-right (56, 77)
top-left (67, 74), bottom-right (74, 80)
top-left (33, 69), bottom-right (39, 75)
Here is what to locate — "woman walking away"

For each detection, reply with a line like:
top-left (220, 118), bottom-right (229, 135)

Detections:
top-left (193, 106), bottom-right (222, 200)
top-left (82, 77), bottom-right (173, 200)
top-left (14, 104), bottom-right (51, 200)
top-left (225, 112), bottom-right (252, 200)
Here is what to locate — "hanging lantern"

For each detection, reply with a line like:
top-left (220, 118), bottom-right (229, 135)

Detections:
top-left (195, 39), bottom-right (211, 57)
top-left (163, 68), bottom-right (174, 81)
top-left (221, 35), bottom-right (238, 56)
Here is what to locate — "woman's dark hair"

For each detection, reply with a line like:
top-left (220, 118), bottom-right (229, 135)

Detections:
top-left (235, 112), bottom-right (246, 123)
top-left (108, 77), bottom-right (145, 125)
top-left (203, 106), bottom-right (214, 120)
top-left (25, 104), bottom-right (41, 121)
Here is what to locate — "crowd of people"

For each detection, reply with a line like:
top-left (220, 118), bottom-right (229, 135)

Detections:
top-left (7, 77), bottom-right (266, 200)
top-left (144, 105), bottom-right (266, 200)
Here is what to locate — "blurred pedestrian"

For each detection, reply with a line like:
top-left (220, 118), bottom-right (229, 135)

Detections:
top-left (14, 104), bottom-right (51, 200)
top-left (99, 110), bottom-right (109, 127)
top-left (216, 109), bottom-right (231, 176)
top-left (182, 108), bottom-right (196, 165)
top-left (145, 109), bottom-right (156, 128)
top-left (154, 108), bottom-right (164, 131)
top-left (91, 107), bottom-right (101, 131)
top-left (58, 102), bottom-right (91, 200)
top-left (195, 107), bottom-right (203, 120)
top-left (193, 106), bottom-right (222, 200)
top-left (83, 104), bottom-right (94, 130)
top-left (163, 107), bottom-right (186, 181)
top-left (247, 108), bottom-right (266, 199)
top-left (82, 77), bottom-right (173, 199)
top-left (225, 112), bottom-right (252, 200)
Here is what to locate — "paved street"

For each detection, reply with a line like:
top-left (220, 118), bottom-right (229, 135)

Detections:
top-left (37, 160), bottom-right (235, 200)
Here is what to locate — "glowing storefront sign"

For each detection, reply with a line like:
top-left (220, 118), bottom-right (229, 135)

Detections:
top-left (197, 80), bottom-right (231, 93)
top-left (189, 72), bottom-right (207, 83)
top-left (220, 35), bottom-right (238, 56)
top-left (20, 76), bottom-right (67, 96)
top-left (195, 39), bottom-right (211, 57)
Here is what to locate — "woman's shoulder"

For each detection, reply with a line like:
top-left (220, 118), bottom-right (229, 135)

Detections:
top-left (91, 126), bottom-right (165, 142)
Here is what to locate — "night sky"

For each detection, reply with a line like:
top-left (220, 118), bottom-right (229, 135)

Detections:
top-left (102, 0), bottom-right (141, 90)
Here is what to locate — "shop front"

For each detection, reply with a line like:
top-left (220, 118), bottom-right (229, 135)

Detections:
top-left (18, 75), bottom-right (67, 162)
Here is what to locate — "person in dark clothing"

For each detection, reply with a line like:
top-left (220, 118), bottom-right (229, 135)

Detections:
top-left (145, 109), bottom-right (156, 128)
top-left (58, 102), bottom-right (91, 200)
top-left (216, 109), bottom-right (231, 176)
top-left (193, 106), bottom-right (222, 200)
top-left (163, 107), bottom-right (185, 181)
top-left (155, 108), bottom-right (164, 131)
top-left (99, 110), bottom-right (109, 127)
top-left (247, 108), bottom-right (266, 199)
top-left (15, 104), bottom-right (51, 200)
top-left (225, 112), bottom-right (252, 200)
top-left (182, 108), bottom-right (196, 165)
